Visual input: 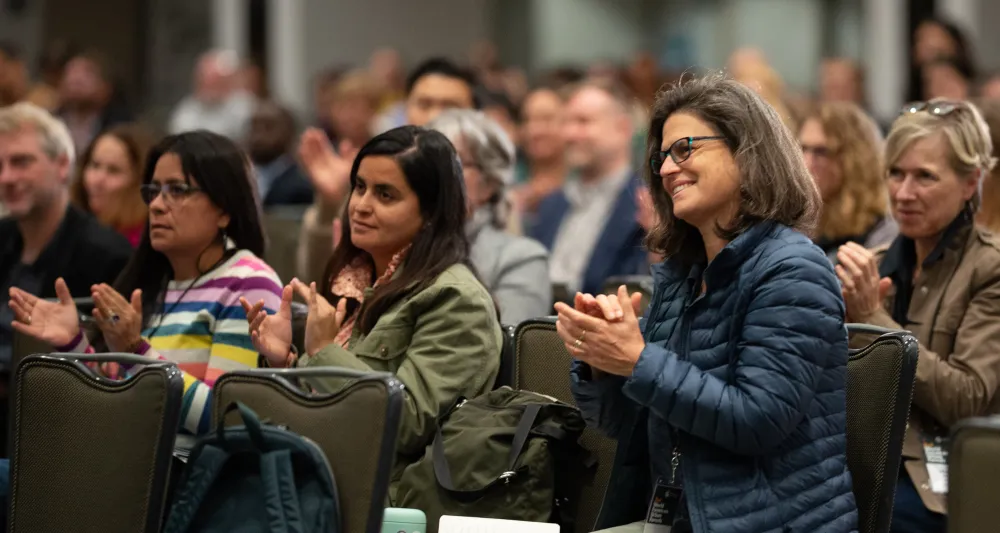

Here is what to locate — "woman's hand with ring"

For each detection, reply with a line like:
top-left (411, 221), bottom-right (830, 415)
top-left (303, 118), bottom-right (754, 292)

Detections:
top-left (555, 285), bottom-right (646, 377)
top-left (8, 278), bottom-right (80, 347)
top-left (91, 284), bottom-right (143, 353)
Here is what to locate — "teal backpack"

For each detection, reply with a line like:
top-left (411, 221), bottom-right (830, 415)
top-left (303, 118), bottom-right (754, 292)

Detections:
top-left (163, 402), bottom-right (340, 533)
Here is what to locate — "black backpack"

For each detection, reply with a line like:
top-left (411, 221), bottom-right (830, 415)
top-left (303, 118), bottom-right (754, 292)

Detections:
top-left (395, 387), bottom-right (588, 533)
top-left (163, 402), bottom-right (340, 533)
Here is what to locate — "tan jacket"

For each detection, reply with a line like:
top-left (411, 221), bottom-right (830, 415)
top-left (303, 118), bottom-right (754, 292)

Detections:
top-left (855, 223), bottom-right (1000, 514)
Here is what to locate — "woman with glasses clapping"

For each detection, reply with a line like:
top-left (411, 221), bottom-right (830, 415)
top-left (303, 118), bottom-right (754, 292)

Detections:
top-left (564, 74), bottom-right (857, 532)
top-left (8, 130), bottom-right (283, 443)
top-left (836, 99), bottom-right (1000, 533)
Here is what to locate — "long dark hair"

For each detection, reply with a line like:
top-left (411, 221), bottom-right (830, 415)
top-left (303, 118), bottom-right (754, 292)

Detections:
top-left (114, 130), bottom-right (266, 329)
top-left (321, 125), bottom-right (474, 334)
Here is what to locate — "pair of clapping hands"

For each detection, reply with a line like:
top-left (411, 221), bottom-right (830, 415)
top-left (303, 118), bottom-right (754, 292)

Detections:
top-left (9, 278), bottom-right (146, 377)
top-left (834, 242), bottom-right (893, 322)
top-left (240, 278), bottom-right (349, 368)
top-left (553, 286), bottom-right (647, 378)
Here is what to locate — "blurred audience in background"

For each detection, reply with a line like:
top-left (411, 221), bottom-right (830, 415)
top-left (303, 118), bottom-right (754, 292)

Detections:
top-left (70, 123), bottom-right (153, 247)
top-left (799, 102), bottom-right (898, 258)
top-left (909, 17), bottom-right (976, 102)
top-left (57, 51), bottom-right (132, 154)
top-left (526, 79), bottom-right (646, 298)
top-left (325, 69), bottom-right (381, 150)
top-left (400, 57), bottom-right (478, 128)
top-left (820, 57), bottom-right (866, 107)
top-left (512, 86), bottom-right (568, 221)
top-left (247, 100), bottom-right (314, 209)
top-left (0, 43), bottom-right (28, 108)
top-left (169, 50), bottom-right (255, 142)
top-left (975, 98), bottom-right (1000, 233)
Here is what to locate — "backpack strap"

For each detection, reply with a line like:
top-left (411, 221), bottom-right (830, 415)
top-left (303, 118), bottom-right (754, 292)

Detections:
top-left (261, 449), bottom-right (306, 533)
top-left (161, 445), bottom-right (230, 533)
top-left (432, 403), bottom-right (542, 499)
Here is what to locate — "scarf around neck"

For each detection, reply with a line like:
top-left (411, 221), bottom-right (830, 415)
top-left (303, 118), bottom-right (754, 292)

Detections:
top-left (329, 245), bottom-right (410, 346)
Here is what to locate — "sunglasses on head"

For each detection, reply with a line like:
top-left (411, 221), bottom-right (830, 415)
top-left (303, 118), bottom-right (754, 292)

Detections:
top-left (900, 101), bottom-right (960, 116)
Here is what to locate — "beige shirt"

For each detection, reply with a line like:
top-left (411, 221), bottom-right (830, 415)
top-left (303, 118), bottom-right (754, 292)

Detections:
top-left (548, 167), bottom-right (632, 293)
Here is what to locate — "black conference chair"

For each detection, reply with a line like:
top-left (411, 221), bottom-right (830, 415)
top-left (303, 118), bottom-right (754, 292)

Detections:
top-left (9, 353), bottom-right (182, 533)
top-left (213, 368), bottom-right (404, 533)
top-left (947, 415), bottom-right (1000, 533)
top-left (845, 324), bottom-right (919, 533)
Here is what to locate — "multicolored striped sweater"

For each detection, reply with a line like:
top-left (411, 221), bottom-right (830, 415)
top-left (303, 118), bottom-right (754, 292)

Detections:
top-left (61, 250), bottom-right (283, 437)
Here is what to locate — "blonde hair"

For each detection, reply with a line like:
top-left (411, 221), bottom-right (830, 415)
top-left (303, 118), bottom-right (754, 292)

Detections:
top-left (732, 60), bottom-right (797, 131)
top-left (885, 98), bottom-right (996, 212)
top-left (802, 102), bottom-right (889, 241)
top-left (329, 69), bottom-right (382, 109)
top-left (0, 102), bottom-right (75, 167)
top-left (971, 98), bottom-right (1000, 232)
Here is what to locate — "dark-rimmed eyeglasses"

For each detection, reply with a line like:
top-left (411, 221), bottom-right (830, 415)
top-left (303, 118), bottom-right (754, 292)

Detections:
top-left (650, 136), bottom-right (725, 173)
top-left (140, 183), bottom-right (203, 205)
top-left (901, 101), bottom-right (960, 117)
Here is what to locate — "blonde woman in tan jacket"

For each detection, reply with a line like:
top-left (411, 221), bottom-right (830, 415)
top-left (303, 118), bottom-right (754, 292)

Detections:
top-left (837, 99), bottom-right (1000, 533)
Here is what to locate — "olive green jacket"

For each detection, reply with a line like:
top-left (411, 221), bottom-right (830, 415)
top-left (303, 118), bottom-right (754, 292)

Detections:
top-left (298, 263), bottom-right (502, 484)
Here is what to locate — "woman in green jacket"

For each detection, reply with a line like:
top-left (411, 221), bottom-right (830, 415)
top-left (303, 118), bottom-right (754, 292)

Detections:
top-left (243, 125), bottom-right (502, 486)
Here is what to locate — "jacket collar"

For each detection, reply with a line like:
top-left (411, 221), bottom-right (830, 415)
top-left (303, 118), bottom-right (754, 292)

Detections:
top-left (652, 220), bottom-right (779, 289)
top-left (879, 210), bottom-right (972, 280)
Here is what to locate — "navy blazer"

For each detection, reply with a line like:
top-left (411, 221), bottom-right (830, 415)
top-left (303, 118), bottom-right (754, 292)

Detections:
top-left (263, 163), bottom-right (314, 207)
top-left (527, 174), bottom-right (647, 295)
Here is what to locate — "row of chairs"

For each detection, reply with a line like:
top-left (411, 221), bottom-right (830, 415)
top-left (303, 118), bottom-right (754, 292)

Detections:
top-left (8, 355), bottom-right (404, 533)
top-left (7, 313), bottom-right (996, 533)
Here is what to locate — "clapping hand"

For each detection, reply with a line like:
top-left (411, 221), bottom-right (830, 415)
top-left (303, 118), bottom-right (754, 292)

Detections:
top-left (835, 242), bottom-right (893, 322)
top-left (91, 284), bottom-right (143, 353)
top-left (291, 279), bottom-right (348, 357)
top-left (8, 278), bottom-right (80, 347)
top-left (298, 128), bottom-right (357, 207)
top-left (555, 286), bottom-right (646, 377)
top-left (241, 284), bottom-right (294, 367)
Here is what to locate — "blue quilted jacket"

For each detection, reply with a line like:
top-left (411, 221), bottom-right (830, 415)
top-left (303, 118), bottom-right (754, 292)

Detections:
top-left (571, 222), bottom-right (858, 533)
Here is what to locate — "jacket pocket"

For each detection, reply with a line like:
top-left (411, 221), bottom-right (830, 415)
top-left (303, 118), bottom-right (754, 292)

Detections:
top-left (929, 308), bottom-right (963, 356)
top-left (353, 325), bottom-right (411, 361)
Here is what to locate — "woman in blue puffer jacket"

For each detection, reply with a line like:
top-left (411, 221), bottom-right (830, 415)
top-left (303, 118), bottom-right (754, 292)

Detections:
top-left (558, 73), bottom-right (858, 533)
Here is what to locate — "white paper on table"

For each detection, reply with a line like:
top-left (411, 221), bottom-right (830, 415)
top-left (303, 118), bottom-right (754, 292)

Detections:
top-left (438, 516), bottom-right (560, 533)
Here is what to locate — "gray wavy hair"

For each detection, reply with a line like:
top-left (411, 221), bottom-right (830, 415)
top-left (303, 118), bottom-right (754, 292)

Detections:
top-left (427, 109), bottom-right (515, 228)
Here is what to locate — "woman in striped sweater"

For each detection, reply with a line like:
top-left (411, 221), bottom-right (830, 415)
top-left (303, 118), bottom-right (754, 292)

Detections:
top-left (8, 130), bottom-right (283, 440)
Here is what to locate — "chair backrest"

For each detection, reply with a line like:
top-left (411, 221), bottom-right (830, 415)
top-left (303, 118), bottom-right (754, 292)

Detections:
top-left (212, 368), bottom-right (404, 533)
top-left (494, 324), bottom-right (516, 389)
top-left (262, 206), bottom-right (307, 285)
top-left (947, 416), bottom-right (1000, 533)
top-left (8, 353), bottom-right (183, 533)
top-left (513, 317), bottom-right (617, 533)
top-left (845, 325), bottom-right (918, 533)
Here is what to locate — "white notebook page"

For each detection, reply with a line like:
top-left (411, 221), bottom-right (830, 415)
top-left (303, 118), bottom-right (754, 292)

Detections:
top-left (438, 516), bottom-right (560, 533)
